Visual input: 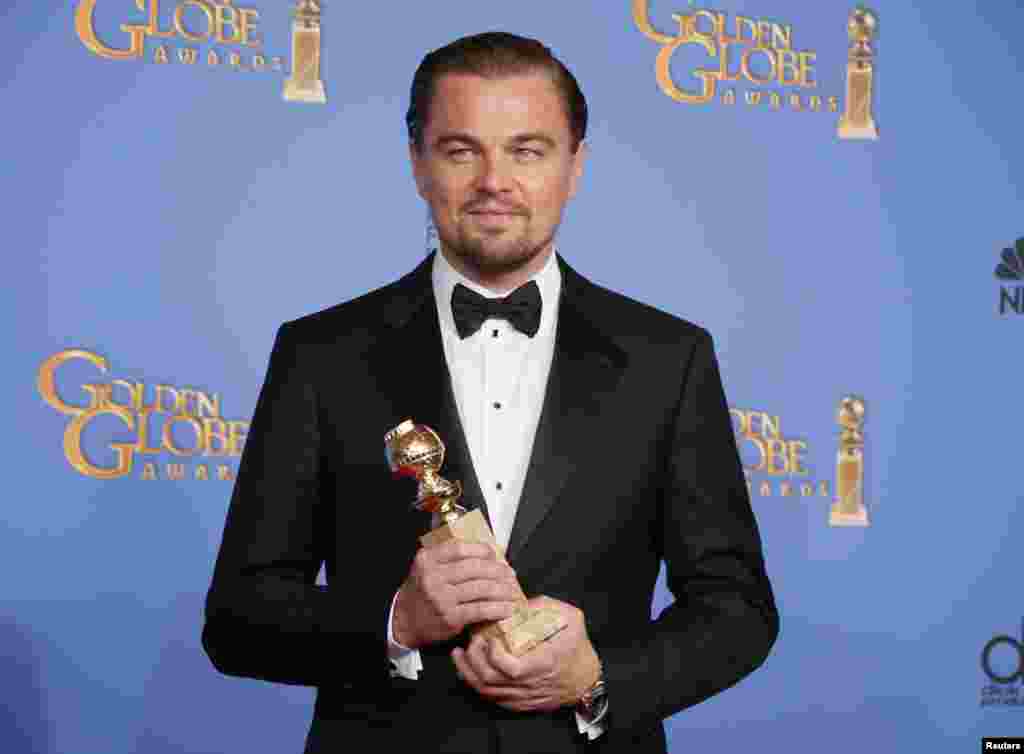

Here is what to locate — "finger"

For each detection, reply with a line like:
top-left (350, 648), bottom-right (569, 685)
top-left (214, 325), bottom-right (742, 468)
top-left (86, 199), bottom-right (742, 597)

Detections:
top-left (430, 541), bottom-right (498, 565)
top-left (454, 643), bottom-right (559, 710)
top-left (486, 637), bottom-right (545, 681)
top-left (481, 683), bottom-right (545, 702)
top-left (452, 644), bottom-right (519, 692)
top-left (455, 600), bottom-right (520, 627)
top-left (445, 558), bottom-right (517, 587)
top-left (452, 578), bottom-right (524, 605)
top-left (455, 646), bottom-right (545, 702)
top-left (465, 637), bottom-right (509, 687)
top-left (498, 695), bottom-right (559, 713)
top-left (527, 594), bottom-right (568, 613)
top-left (452, 647), bottom-right (484, 691)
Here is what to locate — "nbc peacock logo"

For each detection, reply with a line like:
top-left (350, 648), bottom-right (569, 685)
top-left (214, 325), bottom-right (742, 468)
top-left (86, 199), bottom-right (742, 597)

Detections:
top-left (995, 238), bottom-right (1024, 316)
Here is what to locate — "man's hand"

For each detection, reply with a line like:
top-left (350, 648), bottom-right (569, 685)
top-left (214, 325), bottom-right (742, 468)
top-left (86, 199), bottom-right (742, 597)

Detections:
top-left (451, 595), bottom-right (601, 713)
top-left (393, 541), bottom-right (526, 649)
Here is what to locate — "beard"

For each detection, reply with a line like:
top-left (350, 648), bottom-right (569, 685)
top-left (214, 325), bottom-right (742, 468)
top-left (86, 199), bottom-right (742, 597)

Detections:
top-left (437, 216), bottom-right (556, 279)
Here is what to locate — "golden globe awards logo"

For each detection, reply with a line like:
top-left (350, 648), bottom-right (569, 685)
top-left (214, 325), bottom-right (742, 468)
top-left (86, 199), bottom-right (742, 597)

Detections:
top-left (632, 1), bottom-right (880, 139)
top-left (731, 408), bottom-right (830, 500)
top-left (633, 0), bottom-right (836, 113)
top-left (37, 349), bottom-right (249, 481)
top-left (732, 397), bottom-right (870, 527)
top-left (73, 0), bottom-right (327, 103)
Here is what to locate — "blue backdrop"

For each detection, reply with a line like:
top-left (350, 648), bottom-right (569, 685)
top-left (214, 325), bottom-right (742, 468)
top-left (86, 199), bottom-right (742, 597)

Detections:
top-left (4, 1), bottom-right (1023, 751)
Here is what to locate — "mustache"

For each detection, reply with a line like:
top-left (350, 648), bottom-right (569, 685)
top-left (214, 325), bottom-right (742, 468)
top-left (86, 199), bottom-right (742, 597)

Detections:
top-left (463, 201), bottom-right (528, 214)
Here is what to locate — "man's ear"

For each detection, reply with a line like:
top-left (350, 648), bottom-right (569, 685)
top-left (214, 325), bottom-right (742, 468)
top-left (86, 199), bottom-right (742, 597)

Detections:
top-left (409, 141), bottom-right (429, 200)
top-left (567, 140), bottom-right (587, 200)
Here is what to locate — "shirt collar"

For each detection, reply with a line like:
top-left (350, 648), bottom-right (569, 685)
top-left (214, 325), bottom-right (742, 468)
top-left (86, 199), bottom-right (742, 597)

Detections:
top-left (432, 244), bottom-right (561, 339)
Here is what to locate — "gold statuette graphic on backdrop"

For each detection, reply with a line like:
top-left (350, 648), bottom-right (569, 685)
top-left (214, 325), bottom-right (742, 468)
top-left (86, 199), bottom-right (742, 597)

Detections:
top-left (829, 396), bottom-right (869, 526)
top-left (384, 420), bottom-right (568, 656)
top-left (838, 6), bottom-right (879, 139)
top-left (283, 0), bottom-right (326, 104)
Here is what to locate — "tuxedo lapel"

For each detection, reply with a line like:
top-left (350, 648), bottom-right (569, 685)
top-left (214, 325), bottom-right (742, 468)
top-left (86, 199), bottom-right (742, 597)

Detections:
top-left (505, 254), bottom-right (628, 566)
top-left (364, 252), bottom-right (491, 536)
top-left (438, 369), bottom-right (491, 530)
top-left (366, 250), bottom-right (624, 561)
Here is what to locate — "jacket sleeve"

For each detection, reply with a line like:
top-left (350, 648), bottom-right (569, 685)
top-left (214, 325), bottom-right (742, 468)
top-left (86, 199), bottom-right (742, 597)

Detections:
top-left (597, 330), bottom-right (779, 736)
top-left (201, 321), bottom-right (393, 688)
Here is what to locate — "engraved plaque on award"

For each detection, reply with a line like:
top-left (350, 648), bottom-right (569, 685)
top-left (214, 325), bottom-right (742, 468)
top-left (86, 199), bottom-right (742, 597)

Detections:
top-left (838, 6), bottom-right (879, 140)
top-left (385, 419), bottom-right (568, 656)
top-left (829, 396), bottom-right (869, 526)
top-left (283, 0), bottom-right (327, 104)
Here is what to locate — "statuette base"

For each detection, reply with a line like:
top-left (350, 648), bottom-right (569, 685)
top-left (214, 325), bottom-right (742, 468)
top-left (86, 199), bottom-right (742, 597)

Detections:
top-left (283, 78), bottom-right (326, 104)
top-left (829, 501), bottom-right (869, 527)
top-left (837, 119), bottom-right (879, 140)
top-left (472, 604), bottom-right (567, 656)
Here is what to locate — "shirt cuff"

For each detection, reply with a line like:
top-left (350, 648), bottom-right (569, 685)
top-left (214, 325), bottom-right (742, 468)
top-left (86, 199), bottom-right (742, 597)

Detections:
top-left (575, 704), bottom-right (608, 740)
top-left (387, 589), bottom-right (423, 679)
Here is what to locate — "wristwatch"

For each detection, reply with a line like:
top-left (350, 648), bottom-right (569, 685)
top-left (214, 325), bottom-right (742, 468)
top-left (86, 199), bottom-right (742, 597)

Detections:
top-left (576, 673), bottom-right (608, 723)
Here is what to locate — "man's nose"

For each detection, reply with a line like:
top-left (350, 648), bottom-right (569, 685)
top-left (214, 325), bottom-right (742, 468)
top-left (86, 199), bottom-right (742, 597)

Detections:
top-left (475, 153), bottom-right (514, 194)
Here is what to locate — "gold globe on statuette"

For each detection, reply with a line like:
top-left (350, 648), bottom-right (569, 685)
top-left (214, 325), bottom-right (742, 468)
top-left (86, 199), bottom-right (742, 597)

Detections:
top-left (384, 419), bottom-right (567, 656)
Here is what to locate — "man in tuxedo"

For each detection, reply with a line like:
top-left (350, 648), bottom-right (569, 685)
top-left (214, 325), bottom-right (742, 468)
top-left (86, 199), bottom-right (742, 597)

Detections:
top-left (202, 31), bottom-right (778, 753)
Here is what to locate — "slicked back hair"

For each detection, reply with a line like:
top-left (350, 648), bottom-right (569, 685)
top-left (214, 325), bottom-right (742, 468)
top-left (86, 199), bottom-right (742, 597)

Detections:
top-left (407, 31), bottom-right (588, 154)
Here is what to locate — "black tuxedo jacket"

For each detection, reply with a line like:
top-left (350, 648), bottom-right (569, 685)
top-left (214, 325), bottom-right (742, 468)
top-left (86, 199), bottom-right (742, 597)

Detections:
top-left (202, 251), bottom-right (779, 754)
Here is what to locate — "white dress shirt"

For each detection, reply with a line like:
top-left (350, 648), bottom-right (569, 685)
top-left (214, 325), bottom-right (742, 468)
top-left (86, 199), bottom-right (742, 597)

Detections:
top-left (385, 246), bottom-right (606, 739)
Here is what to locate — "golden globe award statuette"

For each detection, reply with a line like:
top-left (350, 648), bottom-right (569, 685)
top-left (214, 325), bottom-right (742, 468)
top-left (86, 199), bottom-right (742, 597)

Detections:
top-left (838, 6), bottom-right (879, 140)
top-left (283, 0), bottom-right (326, 104)
top-left (829, 396), bottom-right (869, 526)
top-left (384, 420), bottom-right (567, 656)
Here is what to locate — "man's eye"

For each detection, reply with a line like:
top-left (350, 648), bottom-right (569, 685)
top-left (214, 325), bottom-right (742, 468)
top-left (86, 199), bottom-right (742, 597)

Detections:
top-left (447, 148), bottom-right (473, 159)
top-left (515, 148), bottom-right (542, 159)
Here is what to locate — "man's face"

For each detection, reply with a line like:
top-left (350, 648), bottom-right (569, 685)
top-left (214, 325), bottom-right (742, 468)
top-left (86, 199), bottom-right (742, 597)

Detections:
top-left (410, 71), bottom-right (585, 282)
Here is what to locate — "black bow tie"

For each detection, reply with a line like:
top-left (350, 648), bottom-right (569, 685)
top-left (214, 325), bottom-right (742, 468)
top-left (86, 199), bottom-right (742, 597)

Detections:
top-left (451, 281), bottom-right (542, 338)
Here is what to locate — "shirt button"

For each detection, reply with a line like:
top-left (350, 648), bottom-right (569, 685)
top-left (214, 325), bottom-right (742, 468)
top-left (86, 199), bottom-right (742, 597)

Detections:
top-left (492, 329), bottom-right (499, 337)
top-left (493, 402), bottom-right (502, 409)
top-left (496, 482), bottom-right (503, 491)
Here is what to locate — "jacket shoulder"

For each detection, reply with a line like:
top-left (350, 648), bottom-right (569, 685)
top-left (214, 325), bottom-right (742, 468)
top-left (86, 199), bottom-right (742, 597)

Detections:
top-left (572, 269), bottom-right (711, 348)
top-left (274, 262), bottom-right (428, 346)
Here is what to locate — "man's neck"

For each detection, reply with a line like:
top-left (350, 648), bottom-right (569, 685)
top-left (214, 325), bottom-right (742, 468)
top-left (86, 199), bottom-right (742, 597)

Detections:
top-left (440, 243), bottom-right (553, 295)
